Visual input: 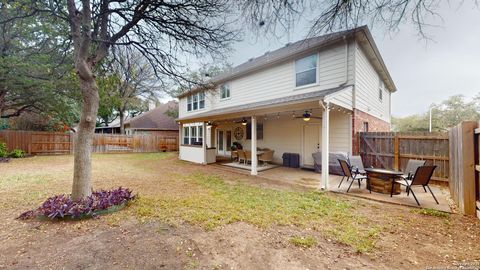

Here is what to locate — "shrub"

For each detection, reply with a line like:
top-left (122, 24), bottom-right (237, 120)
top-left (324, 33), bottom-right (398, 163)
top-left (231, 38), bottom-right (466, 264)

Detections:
top-left (0, 143), bottom-right (7, 158)
top-left (18, 187), bottom-right (135, 220)
top-left (9, 149), bottom-right (25, 158)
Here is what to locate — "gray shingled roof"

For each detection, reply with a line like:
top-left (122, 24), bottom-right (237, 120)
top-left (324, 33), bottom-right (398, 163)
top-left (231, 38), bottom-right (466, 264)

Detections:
top-left (125, 101), bottom-right (178, 130)
top-left (177, 87), bottom-right (344, 121)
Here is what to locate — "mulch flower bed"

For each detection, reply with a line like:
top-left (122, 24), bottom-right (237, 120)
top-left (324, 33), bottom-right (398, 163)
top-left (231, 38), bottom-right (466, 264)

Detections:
top-left (18, 187), bottom-right (135, 220)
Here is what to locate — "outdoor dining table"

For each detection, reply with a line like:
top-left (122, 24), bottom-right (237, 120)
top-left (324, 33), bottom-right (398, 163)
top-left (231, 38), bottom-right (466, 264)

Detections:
top-left (364, 168), bottom-right (404, 196)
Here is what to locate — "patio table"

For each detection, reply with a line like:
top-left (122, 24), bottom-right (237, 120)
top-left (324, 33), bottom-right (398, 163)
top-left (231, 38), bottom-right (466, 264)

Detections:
top-left (364, 168), bottom-right (404, 196)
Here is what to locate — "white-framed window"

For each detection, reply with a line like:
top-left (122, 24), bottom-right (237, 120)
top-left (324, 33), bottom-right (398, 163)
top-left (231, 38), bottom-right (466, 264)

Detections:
top-left (186, 92), bottom-right (205, 112)
top-left (199, 92), bottom-right (205, 109)
top-left (295, 54), bottom-right (317, 87)
top-left (183, 123), bottom-right (204, 145)
top-left (198, 125), bottom-right (203, 143)
top-left (378, 79), bottom-right (384, 101)
top-left (187, 96), bottom-right (192, 111)
top-left (220, 85), bottom-right (230, 99)
top-left (183, 127), bottom-right (189, 144)
top-left (192, 94), bottom-right (198, 110)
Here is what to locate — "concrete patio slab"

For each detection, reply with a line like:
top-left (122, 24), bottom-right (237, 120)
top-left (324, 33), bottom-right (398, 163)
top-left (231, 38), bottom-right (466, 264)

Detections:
top-left (257, 166), bottom-right (453, 213)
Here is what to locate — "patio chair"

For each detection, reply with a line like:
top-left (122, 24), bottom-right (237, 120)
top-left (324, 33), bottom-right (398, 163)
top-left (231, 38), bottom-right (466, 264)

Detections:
top-left (244, 150), bottom-right (252, 164)
top-left (395, 165), bottom-right (438, 206)
top-left (237, 150), bottom-right (246, 164)
top-left (231, 150), bottom-right (239, 161)
top-left (258, 150), bottom-right (274, 166)
top-left (349, 155), bottom-right (367, 175)
top-left (401, 159), bottom-right (426, 181)
top-left (338, 159), bottom-right (368, 192)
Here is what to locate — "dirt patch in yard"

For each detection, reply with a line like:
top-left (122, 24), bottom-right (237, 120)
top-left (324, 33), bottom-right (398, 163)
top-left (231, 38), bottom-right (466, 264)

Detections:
top-left (0, 153), bottom-right (479, 269)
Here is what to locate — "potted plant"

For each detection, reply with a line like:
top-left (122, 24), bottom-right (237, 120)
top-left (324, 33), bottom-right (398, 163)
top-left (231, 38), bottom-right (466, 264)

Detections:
top-left (231, 142), bottom-right (243, 151)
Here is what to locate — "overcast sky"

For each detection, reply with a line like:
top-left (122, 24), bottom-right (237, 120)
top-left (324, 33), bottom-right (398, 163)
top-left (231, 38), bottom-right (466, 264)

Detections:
top-left (226, 2), bottom-right (480, 117)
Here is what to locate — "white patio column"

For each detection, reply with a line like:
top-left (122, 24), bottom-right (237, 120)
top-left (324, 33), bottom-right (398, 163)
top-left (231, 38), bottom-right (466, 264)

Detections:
top-left (251, 116), bottom-right (258, 175)
top-left (321, 102), bottom-right (330, 189)
top-left (178, 122), bottom-right (182, 155)
top-left (202, 121), bottom-right (207, 165)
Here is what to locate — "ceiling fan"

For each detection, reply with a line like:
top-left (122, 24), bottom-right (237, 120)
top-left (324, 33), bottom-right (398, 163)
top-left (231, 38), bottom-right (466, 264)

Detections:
top-left (293, 110), bottom-right (322, 121)
top-left (232, 117), bottom-right (248, 125)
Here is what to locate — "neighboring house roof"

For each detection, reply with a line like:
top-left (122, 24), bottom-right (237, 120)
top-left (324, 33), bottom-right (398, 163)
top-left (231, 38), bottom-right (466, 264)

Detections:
top-left (178, 86), bottom-right (347, 122)
top-left (95, 118), bottom-right (122, 129)
top-left (177, 26), bottom-right (396, 99)
top-left (125, 101), bottom-right (179, 130)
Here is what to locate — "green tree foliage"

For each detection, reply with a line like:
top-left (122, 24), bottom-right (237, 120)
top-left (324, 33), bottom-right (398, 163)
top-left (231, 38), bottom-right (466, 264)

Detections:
top-left (393, 95), bottom-right (479, 132)
top-left (96, 50), bottom-right (161, 132)
top-left (0, 1), bottom-right (80, 129)
top-left (173, 64), bottom-right (232, 97)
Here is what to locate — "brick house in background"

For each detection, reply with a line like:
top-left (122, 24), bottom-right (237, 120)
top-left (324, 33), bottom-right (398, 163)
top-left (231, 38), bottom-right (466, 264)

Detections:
top-left (124, 100), bottom-right (179, 136)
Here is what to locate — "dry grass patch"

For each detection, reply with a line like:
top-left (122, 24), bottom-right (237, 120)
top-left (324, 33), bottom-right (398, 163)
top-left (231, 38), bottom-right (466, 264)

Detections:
top-left (125, 173), bottom-right (380, 252)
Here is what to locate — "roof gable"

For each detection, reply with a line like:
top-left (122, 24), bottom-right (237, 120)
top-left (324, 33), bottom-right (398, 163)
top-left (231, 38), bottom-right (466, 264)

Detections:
top-left (177, 26), bottom-right (396, 98)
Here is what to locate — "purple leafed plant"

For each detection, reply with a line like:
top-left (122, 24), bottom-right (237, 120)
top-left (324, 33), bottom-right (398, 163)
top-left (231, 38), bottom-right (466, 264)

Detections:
top-left (17, 187), bottom-right (135, 220)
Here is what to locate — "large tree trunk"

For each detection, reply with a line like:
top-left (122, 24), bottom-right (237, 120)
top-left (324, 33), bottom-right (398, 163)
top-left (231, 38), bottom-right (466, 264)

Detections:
top-left (119, 109), bottom-right (125, 135)
top-left (72, 75), bottom-right (99, 200)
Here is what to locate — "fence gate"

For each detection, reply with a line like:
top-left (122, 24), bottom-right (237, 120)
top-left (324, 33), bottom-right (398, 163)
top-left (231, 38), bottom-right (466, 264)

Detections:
top-left (29, 132), bottom-right (72, 155)
top-left (359, 132), bottom-right (449, 184)
top-left (474, 126), bottom-right (480, 219)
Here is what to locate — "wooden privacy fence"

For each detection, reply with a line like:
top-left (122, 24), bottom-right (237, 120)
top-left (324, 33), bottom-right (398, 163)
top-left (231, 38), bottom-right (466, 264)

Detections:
top-left (359, 132), bottom-right (449, 183)
top-left (0, 130), bottom-right (178, 155)
top-left (448, 121), bottom-right (479, 217)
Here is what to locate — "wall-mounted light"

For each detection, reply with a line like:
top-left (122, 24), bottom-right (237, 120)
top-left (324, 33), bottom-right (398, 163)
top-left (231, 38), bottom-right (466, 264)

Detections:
top-left (206, 121), bottom-right (212, 126)
top-left (302, 111), bottom-right (311, 122)
top-left (292, 111), bottom-right (296, 118)
top-left (241, 118), bottom-right (247, 126)
top-left (277, 113), bottom-right (280, 119)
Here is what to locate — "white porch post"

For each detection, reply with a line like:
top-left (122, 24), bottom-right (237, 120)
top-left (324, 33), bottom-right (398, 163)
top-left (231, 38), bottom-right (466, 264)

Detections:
top-left (202, 121), bottom-right (207, 165)
top-left (251, 116), bottom-right (258, 175)
top-left (178, 122), bottom-right (182, 156)
top-left (321, 102), bottom-right (330, 189)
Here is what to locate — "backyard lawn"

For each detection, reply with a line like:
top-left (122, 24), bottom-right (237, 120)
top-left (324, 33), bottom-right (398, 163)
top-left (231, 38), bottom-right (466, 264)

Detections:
top-left (0, 153), bottom-right (479, 269)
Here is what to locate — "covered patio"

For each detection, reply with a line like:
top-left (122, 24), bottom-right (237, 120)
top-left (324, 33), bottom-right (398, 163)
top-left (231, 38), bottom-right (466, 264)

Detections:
top-left (178, 87), bottom-right (354, 190)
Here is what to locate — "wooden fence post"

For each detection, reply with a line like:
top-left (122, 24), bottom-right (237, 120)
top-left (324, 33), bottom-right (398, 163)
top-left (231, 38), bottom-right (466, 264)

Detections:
top-left (394, 133), bottom-right (399, 170)
top-left (449, 121), bottom-right (477, 215)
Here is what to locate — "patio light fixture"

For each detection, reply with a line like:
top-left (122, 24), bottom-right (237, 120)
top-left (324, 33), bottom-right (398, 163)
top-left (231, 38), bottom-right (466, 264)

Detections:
top-left (241, 118), bottom-right (247, 125)
top-left (302, 111), bottom-right (311, 121)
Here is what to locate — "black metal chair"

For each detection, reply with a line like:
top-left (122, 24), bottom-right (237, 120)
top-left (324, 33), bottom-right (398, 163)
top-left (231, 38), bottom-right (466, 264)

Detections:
top-left (338, 159), bottom-right (368, 192)
top-left (395, 165), bottom-right (438, 206)
top-left (400, 159), bottom-right (426, 184)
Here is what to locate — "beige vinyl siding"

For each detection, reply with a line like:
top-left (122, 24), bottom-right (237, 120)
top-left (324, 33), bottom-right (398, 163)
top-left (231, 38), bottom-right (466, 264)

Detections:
top-left (330, 88), bottom-right (353, 110)
top-left (217, 111), bottom-right (351, 164)
top-left (179, 41), bottom-right (356, 118)
top-left (329, 111), bottom-right (351, 153)
top-left (354, 43), bottom-right (391, 122)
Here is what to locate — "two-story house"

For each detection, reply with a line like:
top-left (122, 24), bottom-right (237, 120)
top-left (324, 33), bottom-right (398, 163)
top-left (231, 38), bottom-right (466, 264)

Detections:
top-left (176, 26), bottom-right (396, 188)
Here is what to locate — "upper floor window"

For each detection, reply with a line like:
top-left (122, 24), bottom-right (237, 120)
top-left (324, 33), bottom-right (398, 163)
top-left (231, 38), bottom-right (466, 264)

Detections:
top-left (378, 79), bottom-right (384, 101)
top-left (187, 96), bottom-right (192, 111)
top-left (187, 92), bottom-right (205, 112)
top-left (295, 54), bottom-right (317, 87)
top-left (220, 85), bottom-right (230, 99)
